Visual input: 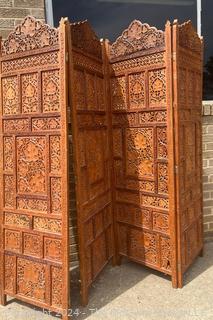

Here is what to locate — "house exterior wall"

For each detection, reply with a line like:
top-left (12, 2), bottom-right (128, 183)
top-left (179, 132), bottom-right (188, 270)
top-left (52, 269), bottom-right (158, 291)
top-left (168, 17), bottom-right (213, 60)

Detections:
top-left (202, 102), bottom-right (213, 241)
top-left (0, 0), bottom-right (45, 39)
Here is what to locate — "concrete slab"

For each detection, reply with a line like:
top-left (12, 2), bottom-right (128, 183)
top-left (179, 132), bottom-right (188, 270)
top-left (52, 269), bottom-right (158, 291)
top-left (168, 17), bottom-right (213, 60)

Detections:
top-left (1, 242), bottom-right (213, 320)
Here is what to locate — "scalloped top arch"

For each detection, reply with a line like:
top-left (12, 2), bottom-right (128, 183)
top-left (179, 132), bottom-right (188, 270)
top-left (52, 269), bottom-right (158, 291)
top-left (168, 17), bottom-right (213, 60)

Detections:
top-left (71, 20), bottom-right (102, 59)
top-left (110, 20), bottom-right (165, 60)
top-left (1, 16), bottom-right (59, 56)
top-left (178, 20), bottom-right (202, 54)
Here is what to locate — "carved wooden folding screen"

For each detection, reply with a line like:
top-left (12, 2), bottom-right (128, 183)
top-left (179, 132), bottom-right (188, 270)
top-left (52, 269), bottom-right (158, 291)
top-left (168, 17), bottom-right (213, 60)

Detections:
top-left (171, 21), bottom-right (203, 287)
top-left (68, 21), bottom-right (114, 305)
top-left (0, 17), bottom-right (70, 317)
top-left (106, 20), bottom-right (176, 283)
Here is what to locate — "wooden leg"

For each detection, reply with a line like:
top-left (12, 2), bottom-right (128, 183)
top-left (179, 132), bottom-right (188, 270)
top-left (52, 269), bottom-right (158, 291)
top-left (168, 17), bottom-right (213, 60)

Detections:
top-left (171, 274), bottom-right (178, 289)
top-left (199, 248), bottom-right (204, 257)
top-left (178, 272), bottom-right (183, 288)
top-left (0, 294), bottom-right (6, 306)
top-left (81, 286), bottom-right (88, 307)
top-left (112, 253), bottom-right (121, 266)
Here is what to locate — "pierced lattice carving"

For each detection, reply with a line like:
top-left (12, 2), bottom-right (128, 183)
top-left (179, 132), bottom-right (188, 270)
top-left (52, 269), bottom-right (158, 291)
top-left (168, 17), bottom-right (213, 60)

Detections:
top-left (110, 20), bottom-right (165, 59)
top-left (2, 16), bottom-right (58, 55)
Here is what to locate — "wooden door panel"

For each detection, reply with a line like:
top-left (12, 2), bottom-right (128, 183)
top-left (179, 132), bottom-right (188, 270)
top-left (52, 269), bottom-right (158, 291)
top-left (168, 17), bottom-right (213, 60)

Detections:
top-left (0, 17), bottom-right (69, 317)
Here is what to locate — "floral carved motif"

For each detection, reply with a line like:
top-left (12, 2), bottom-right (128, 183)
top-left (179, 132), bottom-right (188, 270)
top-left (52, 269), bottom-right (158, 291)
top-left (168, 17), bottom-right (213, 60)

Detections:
top-left (17, 197), bottom-right (47, 213)
top-left (5, 254), bottom-right (16, 293)
top-left (149, 69), bottom-right (166, 107)
top-left (23, 233), bottom-right (42, 257)
top-left (3, 119), bottom-right (30, 133)
top-left (111, 76), bottom-right (126, 110)
top-left (158, 163), bottom-right (168, 194)
top-left (34, 217), bottom-right (62, 234)
top-left (129, 72), bottom-right (145, 109)
top-left (17, 137), bottom-right (46, 194)
top-left (44, 238), bottom-right (62, 261)
top-left (50, 136), bottom-right (61, 173)
top-left (51, 177), bottom-right (62, 214)
top-left (42, 70), bottom-right (60, 112)
top-left (157, 127), bottom-right (168, 159)
top-left (153, 212), bottom-right (169, 234)
top-left (32, 117), bottom-right (61, 131)
top-left (2, 76), bottom-right (19, 115)
top-left (160, 237), bottom-right (171, 271)
top-left (110, 20), bottom-right (165, 59)
top-left (4, 212), bottom-right (30, 228)
top-left (5, 230), bottom-right (21, 252)
top-left (51, 266), bottom-right (62, 307)
top-left (21, 73), bottom-right (38, 113)
top-left (126, 128), bottom-right (154, 178)
top-left (2, 16), bottom-right (58, 55)
top-left (4, 175), bottom-right (15, 208)
top-left (4, 137), bottom-right (13, 172)
top-left (17, 258), bottom-right (46, 302)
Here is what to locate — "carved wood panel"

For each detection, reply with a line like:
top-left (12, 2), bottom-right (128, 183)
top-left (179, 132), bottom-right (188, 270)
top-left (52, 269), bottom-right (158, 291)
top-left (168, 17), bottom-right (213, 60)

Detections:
top-left (108, 20), bottom-right (172, 277)
top-left (0, 17), bottom-right (70, 317)
top-left (69, 21), bottom-right (113, 306)
top-left (172, 20), bottom-right (203, 287)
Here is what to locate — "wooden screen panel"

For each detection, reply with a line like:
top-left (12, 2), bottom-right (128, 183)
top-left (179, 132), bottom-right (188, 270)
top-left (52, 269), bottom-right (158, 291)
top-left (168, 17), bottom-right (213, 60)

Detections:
top-left (0, 17), bottom-right (70, 318)
top-left (69, 21), bottom-right (113, 305)
top-left (172, 21), bottom-right (203, 287)
top-left (108, 20), bottom-right (175, 279)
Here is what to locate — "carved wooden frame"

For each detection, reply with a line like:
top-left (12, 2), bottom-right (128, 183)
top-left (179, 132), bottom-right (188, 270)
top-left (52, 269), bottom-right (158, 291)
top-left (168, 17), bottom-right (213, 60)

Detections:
top-left (0, 16), bottom-right (70, 319)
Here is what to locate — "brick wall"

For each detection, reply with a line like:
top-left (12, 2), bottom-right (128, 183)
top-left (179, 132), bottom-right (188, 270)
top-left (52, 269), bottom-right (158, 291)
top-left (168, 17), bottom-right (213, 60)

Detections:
top-left (0, 0), bottom-right (45, 39)
top-left (203, 101), bottom-right (213, 241)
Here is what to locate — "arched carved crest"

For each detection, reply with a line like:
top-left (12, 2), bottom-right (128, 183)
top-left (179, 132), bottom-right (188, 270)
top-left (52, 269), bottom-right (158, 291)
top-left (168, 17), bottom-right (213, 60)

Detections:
top-left (110, 20), bottom-right (165, 60)
top-left (71, 20), bottom-right (102, 59)
top-left (2, 16), bottom-right (59, 56)
top-left (178, 20), bottom-right (202, 54)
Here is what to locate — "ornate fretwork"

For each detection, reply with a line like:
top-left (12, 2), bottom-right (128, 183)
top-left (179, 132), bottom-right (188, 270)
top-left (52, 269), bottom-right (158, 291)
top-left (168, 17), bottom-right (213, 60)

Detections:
top-left (4, 212), bottom-right (30, 228)
top-left (4, 175), bottom-right (15, 208)
top-left (44, 238), bottom-right (62, 261)
top-left (23, 233), bottom-right (42, 257)
top-left (111, 52), bottom-right (165, 73)
top-left (42, 70), bottom-right (60, 112)
top-left (4, 137), bottom-right (13, 172)
top-left (51, 266), bottom-right (62, 307)
top-left (50, 136), bottom-right (61, 173)
top-left (158, 163), bottom-right (168, 194)
top-left (17, 197), bottom-right (47, 213)
top-left (17, 258), bottom-right (46, 302)
top-left (179, 20), bottom-right (202, 54)
top-left (5, 229), bottom-right (21, 252)
top-left (2, 16), bottom-right (58, 55)
top-left (17, 137), bottom-right (46, 194)
top-left (160, 237), bottom-right (171, 271)
top-left (111, 76), bottom-right (126, 110)
top-left (21, 73), bottom-right (38, 113)
top-left (153, 212), bottom-right (169, 234)
top-left (3, 118), bottom-right (30, 133)
top-left (2, 51), bottom-right (59, 74)
top-left (51, 177), bottom-right (62, 214)
top-left (126, 128), bottom-right (154, 178)
top-left (34, 217), bottom-right (62, 234)
top-left (71, 20), bottom-right (102, 58)
top-left (110, 20), bottom-right (165, 59)
top-left (129, 72), bottom-right (145, 108)
top-left (2, 76), bottom-right (19, 115)
top-left (157, 127), bottom-right (168, 159)
top-left (149, 69), bottom-right (166, 107)
top-left (5, 254), bottom-right (16, 293)
top-left (32, 117), bottom-right (61, 131)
